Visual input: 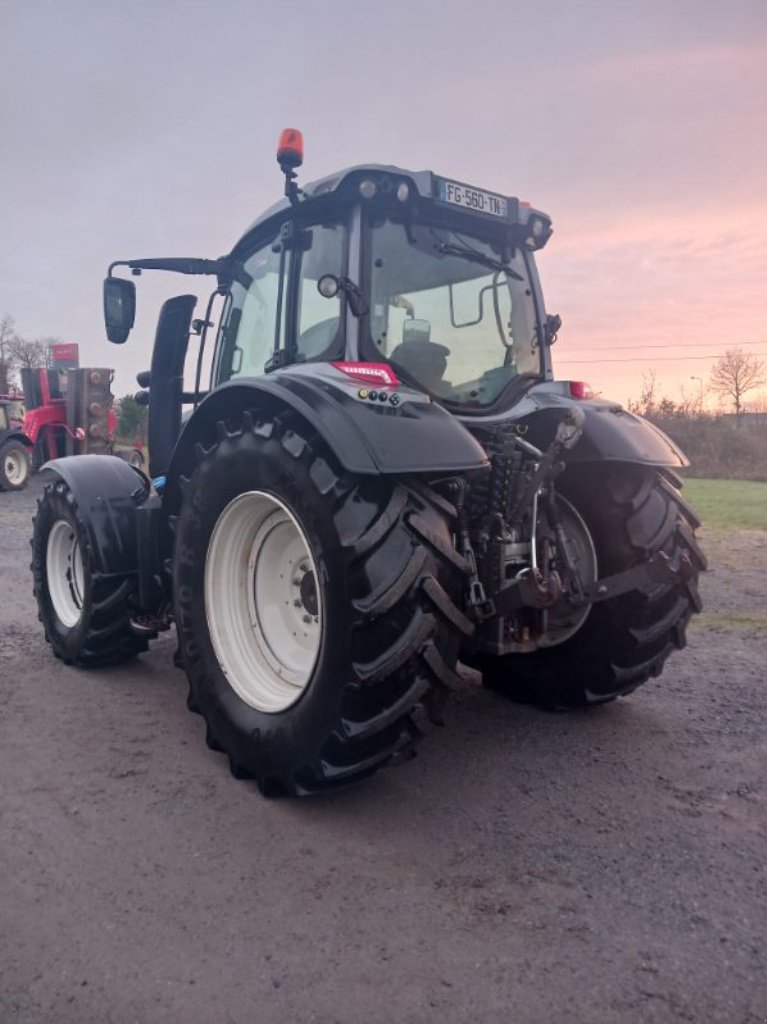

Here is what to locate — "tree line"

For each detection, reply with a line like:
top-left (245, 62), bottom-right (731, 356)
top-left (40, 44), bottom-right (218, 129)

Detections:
top-left (628, 347), bottom-right (766, 420)
top-left (627, 348), bottom-right (767, 480)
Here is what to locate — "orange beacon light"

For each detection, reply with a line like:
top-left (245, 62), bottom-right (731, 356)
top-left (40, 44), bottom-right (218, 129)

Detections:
top-left (277, 128), bottom-right (304, 169)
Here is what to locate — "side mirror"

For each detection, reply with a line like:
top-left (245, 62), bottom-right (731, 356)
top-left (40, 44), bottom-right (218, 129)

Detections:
top-left (103, 277), bottom-right (136, 344)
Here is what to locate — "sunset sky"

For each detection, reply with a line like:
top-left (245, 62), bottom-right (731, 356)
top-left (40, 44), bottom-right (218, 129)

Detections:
top-left (1, 0), bottom-right (766, 409)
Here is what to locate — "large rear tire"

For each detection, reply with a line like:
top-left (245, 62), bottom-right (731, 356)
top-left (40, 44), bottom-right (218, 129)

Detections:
top-left (478, 465), bottom-right (706, 709)
top-left (31, 480), bottom-right (150, 665)
top-left (173, 411), bottom-right (471, 796)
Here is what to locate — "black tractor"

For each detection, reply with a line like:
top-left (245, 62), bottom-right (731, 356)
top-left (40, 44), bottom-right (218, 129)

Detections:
top-left (31, 131), bottom-right (705, 796)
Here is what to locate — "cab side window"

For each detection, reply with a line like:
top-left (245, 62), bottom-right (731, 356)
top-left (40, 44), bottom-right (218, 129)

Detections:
top-left (295, 223), bottom-right (345, 361)
top-left (219, 234), bottom-right (282, 381)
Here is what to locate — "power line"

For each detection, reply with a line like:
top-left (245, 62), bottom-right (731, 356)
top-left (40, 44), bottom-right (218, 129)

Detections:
top-left (560, 350), bottom-right (767, 364)
top-left (562, 339), bottom-right (767, 353)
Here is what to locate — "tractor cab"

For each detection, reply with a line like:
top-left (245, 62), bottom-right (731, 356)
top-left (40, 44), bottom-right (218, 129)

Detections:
top-left (214, 145), bottom-right (555, 412)
top-left (0, 397), bottom-right (24, 429)
top-left (103, 131), bottom-right (559, 438)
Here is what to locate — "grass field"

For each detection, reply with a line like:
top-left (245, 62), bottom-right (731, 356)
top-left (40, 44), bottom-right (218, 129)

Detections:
top-left (681, 477), bottom-right (767, 531)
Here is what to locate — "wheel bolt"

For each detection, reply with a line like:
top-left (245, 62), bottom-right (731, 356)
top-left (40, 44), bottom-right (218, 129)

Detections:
top-left (299, 563), bottom-right (308, 573)
top-left (294, 599), bottom-right (302, 607)
top-left (302, 614), bottom-right (312, 623)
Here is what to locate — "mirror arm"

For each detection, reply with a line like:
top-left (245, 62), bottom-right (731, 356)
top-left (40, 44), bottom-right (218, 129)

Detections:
top-left (107, 257), bottom-right (233, 290)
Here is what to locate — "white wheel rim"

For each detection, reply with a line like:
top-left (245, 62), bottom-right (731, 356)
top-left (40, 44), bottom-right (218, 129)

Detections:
top-left (46, 519), bottom-right (85, 628)
top-left (205, 491), bottom-right (323, 713)
top-left (5, 449), bottom-right (28, 486)
top-left (538, 495), bottom-right (598, 648)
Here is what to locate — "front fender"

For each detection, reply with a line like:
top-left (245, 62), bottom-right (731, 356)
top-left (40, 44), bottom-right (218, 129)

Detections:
top-left (40, 455), bottom-right (149, 576)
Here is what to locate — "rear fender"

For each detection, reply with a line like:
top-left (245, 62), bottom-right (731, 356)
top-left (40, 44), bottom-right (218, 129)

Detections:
top-left (40, 455), bottom-right (150, 577)
top-left (166, 366), bottom-right (489, 487)
top-left (515, 392), bottom-right (688, 468)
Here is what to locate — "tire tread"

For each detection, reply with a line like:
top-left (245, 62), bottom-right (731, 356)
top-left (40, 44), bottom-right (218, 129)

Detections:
top-left (31, 481), bottom-right (148, 667)
top-left (175, 409), bottom-right (468, 796)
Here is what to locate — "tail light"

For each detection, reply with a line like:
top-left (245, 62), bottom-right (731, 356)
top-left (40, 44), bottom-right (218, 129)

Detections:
top-left (332, 362), bottom-right (399, 388)
top-left (568, 381), bottom-right (595, 400)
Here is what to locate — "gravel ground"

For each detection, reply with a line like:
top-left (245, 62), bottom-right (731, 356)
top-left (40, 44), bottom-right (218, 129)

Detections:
top-left (1, 476), bottom-right (765, 1024)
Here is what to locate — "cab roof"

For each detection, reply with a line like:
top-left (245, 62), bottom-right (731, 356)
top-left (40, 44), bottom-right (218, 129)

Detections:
top-left (233, 164), bottom-right (549, 252)
top-left (236, 164), bottom-right (435, 244)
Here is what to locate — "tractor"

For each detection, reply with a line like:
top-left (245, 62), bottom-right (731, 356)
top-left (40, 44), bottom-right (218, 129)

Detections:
top-left (30, 130), bottom-right (706, 796)
top-left (0, 395), bottom-right (30, 491)
top-left (0, 366), bottom-right (146, 492)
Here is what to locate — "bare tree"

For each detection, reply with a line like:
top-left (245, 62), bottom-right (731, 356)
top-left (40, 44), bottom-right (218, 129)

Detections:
top-left (627, 369), bottom-right (658, 417)
top-left (9, 337), bottom-right (48, 371)
top-left (37, 336), bottom-right (64, 367)
top-left (709, 348), bottom-right (766, 422)
top-left (0, 314), bottom-right (16, 393)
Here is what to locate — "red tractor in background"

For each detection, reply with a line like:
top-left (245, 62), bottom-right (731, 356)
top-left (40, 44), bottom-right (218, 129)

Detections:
top-left (0, 366), bottom-right (145, 491)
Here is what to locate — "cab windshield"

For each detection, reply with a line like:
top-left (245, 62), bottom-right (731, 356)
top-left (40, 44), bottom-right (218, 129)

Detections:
top-left (366, 216), bottom-right (540, 406)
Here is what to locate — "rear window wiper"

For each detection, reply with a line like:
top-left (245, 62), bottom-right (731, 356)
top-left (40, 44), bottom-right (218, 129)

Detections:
top-left (435, 241), bottom-right (524, 281)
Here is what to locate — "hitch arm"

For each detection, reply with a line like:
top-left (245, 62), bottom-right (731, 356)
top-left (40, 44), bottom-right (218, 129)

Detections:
top-left (575, 550), bottom-right (694, 605)
top-left (496, 549), bottom-right (693, 617)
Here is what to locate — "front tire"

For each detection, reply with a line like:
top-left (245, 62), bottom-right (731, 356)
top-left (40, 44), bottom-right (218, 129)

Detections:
top-left (173, 411), bottom-right (471, 796)
top-left (0, 440), bottom-right (31, 491)
top-left (31, 480), bottom-right (150, 665)
top-left (478, 465), bottom-right (706, 709)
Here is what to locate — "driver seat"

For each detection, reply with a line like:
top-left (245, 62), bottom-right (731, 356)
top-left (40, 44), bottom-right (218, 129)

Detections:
top-left (389, 340), bottom-right (451, 395)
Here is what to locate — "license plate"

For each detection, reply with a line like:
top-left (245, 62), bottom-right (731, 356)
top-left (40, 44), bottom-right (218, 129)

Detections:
top-left (436, 178), bottom-right (508, 218)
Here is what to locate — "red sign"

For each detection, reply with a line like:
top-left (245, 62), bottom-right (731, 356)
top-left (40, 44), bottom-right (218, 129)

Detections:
top-left (51, 343), bottom-right (79, 368)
